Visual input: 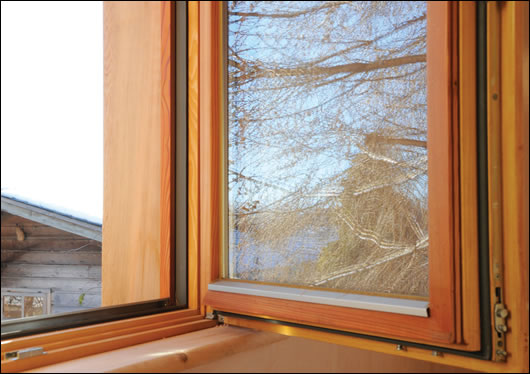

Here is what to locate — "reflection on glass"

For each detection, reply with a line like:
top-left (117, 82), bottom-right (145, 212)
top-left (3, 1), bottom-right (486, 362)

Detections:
top-left (24, 296), bottom-right (45, 317)
top-left (227, 1), bottom-right (428, 296)
top-left (3, 296), bottom-right (22, 319)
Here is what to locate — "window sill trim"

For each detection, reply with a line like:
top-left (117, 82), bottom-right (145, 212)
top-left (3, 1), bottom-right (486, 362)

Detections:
top-left (208, 281), bottom-right (429, 317)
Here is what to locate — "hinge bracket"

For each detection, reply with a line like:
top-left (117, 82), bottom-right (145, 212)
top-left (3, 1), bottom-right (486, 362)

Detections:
top-left (205, 311), bottom-right (224, 324)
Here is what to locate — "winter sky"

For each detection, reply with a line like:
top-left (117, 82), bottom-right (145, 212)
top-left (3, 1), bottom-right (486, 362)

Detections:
top-left (1, 1), bottom-right (103, 223)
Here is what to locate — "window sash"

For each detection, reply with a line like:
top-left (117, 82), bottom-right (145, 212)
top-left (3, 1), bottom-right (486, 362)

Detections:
top-left (1, 289), bottom-right (50, 322)
top-left (198, 0), bottom-right (464, 347)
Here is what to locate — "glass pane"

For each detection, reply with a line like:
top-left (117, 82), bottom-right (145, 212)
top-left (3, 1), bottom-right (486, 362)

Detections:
top-left (3, 296), bottom-right (22, 319)
top-left (24, 296), bottom-right (45, 317)
top-left (227, 1), bottom-right (428, 296)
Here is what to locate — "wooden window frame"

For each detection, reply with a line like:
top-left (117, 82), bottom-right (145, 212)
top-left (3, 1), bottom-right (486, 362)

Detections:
top-left (1, 1), bottom-right (528, 373)
top-left (196, 1), bottom-right (529, 371)
top-left (198, 0), bottom-right (475, 348)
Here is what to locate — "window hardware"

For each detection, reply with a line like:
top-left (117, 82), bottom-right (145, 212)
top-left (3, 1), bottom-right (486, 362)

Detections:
top-left (5, 347), bottom-right (45, 361)
top-left (206, 311), bottom-right (224, 323)
top-left (495, 303), bottom-right (510, 334)
top-left (493, 302), bottom-right (510, 361)
top-left (496, 349), bottom-right (507, 358)
top-left (495, 305), bottom-right (509, 320)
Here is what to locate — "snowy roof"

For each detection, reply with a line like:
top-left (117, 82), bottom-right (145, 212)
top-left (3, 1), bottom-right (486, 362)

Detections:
top-left (1, 192), bottom-right (102, 242)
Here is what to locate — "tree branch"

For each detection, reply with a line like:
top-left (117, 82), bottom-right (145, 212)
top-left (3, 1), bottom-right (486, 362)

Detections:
top-left (244, 54), bottom-right (426, 80)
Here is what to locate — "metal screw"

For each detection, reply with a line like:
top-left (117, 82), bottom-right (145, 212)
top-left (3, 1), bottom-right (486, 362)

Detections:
top-left (492, 93), bottom-right (499, 100)
top-left (396, 344), bottom-right (405, 351)
top-left (497, 324), bottom-right (508, 333)
top-left (496, 349), bottom-right (507, 357)
top-left (432, 350), bottom-right (442, 357)
top-left (496, 308), bottom-right (509, 319)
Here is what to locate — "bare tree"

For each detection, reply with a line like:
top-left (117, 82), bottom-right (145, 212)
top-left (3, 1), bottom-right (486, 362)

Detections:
top-left (228, 1), bottom-right (428, 296)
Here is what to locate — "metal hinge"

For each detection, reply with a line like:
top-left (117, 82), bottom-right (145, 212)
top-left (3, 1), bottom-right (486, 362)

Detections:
top-left (205, 311), bottom-right (225, 324)
top-left (5, 347), bottom-right (46, 361)
top-left (493, 289), bottom-right (510, 361)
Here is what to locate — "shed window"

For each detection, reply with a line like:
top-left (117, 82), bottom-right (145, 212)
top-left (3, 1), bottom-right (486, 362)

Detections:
top-left (1, 289), bottom-right (50, 320)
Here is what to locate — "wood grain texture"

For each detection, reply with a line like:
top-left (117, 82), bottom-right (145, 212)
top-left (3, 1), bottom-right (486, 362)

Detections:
top-left (486, 1), bottom-right (506, 361)
top-left (188, 1), bottom-right (200, 310)
top-left (23, 326), bottom-right (288, 373)
top-left (219, 316), bottom-right (499, 373)
top-left (1, 239), bottom-right (100, 251)
top-left (450, 2), bottom-right (462, 346)
top-left (499, 1), bottom-right (529, 372)
top-left (1, 250), bottom-right (100, 265)
top-left (425, 0), bottom-right (456, 342)
top-left (160, 0), bottom-right (176, 301)
top-left (28, 329), bottom-right (475, 374)
top-left (40, 315), bottom-right (203, 352)
top-left (1, 213), bottom-right (103, 314)
top-left (1, 217), bottom-right (95, 240)
top-left (199, 1), bottom-right (458, 346)
top-left (1, 264), bottom-right (100, 279)
top-left (0, 319), bottom-right (216, 373)
top-left (458, 2), bottom-right (481, 350)
top-left (198, 1), bottom-right (222, 313)
top-left (21, 326), bottom-right (480, 374)
top-left (2, 2), bottom-right (528, 373)
top-left (103, 1), bottom-right (162, 305)
top-left (205, 290), bottom-right (454, 344)
top-left (1, 309), bottom-right (199, 358)
top-left (1, 277), bottom-right (101, 293)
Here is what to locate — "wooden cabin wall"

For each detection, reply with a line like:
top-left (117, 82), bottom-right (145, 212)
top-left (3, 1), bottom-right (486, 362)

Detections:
top-left (1, 212), bottom-right (101, 315)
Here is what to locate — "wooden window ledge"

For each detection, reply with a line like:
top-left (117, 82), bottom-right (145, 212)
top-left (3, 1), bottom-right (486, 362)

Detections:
top-left (23, 326), bottom-right (287, 373)
top-left (24, 325), bottom-right (477, 373)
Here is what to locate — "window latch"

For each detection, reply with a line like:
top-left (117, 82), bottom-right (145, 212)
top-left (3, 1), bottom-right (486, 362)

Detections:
top-left (5, 347), bottom-right (46, 361)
